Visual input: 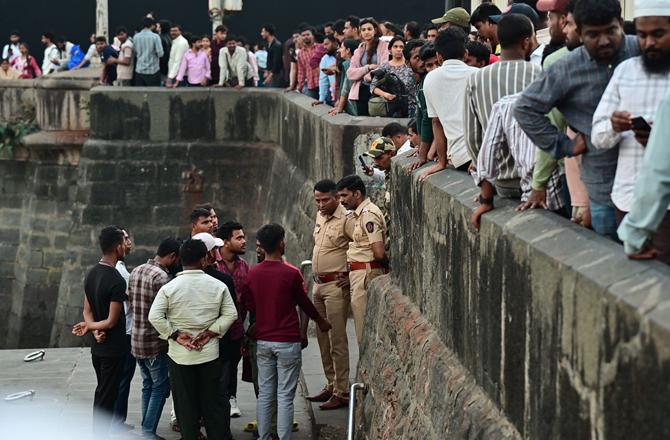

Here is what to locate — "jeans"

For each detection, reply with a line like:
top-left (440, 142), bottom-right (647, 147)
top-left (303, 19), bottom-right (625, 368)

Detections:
top-left (137, 353), bottom-right (170, 435)
top-left (589, 199), bottom-right (619, 241)
top-left (257, 341), bottom-right (302, 440)
top-left (112, 344), bottom-right (136, 426)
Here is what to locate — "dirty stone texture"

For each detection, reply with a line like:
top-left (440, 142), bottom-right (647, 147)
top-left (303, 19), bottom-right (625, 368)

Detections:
top-left (356, 155), bottom-right (670, 439)
top-left (48, 88), bottom-right (392, 348)
top-left (357, 275), bottom-right (521, 440)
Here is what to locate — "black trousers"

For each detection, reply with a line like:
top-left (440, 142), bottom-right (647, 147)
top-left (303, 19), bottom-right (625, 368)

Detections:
top-left (356, 84), bottom-right (372, 116)
top-left (91, 354), bottom-right (125, 436)
top-left (133, 72), bottom-right (161, 87)
top-left (220, 338), bottom-right (243, 398)
top-left (169, 357), bottom-right (230, 440)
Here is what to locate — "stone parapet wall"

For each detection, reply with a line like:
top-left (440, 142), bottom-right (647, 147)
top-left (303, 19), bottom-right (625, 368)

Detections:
top-left (355, 156), bottom-right (670, 439)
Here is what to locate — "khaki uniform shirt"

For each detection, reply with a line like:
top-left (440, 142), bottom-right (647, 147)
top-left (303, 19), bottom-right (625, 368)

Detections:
top-left (347, 198), bottom-right (387, 263)
top-left (312, 204), bottom-right (353, 274)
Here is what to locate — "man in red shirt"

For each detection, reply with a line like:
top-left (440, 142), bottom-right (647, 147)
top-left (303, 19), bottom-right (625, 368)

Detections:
top-left (293, 27), bottom-right (320, 98)
top-left (246, 223), bottom-right (331, 440)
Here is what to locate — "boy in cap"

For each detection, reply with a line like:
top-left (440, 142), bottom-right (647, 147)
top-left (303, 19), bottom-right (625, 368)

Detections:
top-left (432, 7), bottom-right (472, 33)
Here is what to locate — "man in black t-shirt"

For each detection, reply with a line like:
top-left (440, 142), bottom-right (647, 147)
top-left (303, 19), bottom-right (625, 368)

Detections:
top-left (82, 225), bottom-right (129, 437)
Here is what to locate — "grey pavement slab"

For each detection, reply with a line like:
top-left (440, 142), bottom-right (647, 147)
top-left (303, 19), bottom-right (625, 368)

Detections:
top-left (0, 346), bottom-right (315, 440)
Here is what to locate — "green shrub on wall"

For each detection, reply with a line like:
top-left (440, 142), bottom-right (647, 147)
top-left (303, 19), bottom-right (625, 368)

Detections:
top-left (0, 104), bottom-right (37, 156)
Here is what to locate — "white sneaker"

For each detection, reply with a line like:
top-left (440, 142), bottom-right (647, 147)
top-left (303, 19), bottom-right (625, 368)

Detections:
top-left (230, 397), bottom-right (241, 418)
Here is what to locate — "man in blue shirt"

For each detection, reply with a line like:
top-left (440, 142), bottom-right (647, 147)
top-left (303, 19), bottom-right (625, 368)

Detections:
top-left (96, 36), bottom-right (119, 85)
top-left (133, 17), bottom-right (164, 87)
top-left (318, 35), bottom-right (338, 106)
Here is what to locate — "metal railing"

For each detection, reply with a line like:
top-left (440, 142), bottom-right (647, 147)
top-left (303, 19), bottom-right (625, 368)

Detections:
top-left (348, 382), bottom-right (367, 440)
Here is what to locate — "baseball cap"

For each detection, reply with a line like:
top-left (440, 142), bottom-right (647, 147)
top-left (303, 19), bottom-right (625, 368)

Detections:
top-left (537, 0), bottom-right (570, 13)
top-left (432, 7), bottom-right (471, 28)
top-left (365, 137), bottom-right (396, 158)
top-left (192, 233), bottom-right (224, 251)
top-left (490, 3), bottom-right (540, 27)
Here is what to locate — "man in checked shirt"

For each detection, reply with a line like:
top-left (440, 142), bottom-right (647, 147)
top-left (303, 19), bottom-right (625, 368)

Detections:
top-left (306, 179), bottom-right (354, 411)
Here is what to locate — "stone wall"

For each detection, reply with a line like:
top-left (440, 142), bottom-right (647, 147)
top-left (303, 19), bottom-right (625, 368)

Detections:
top-left (355, 157), bottom-right (670, 439)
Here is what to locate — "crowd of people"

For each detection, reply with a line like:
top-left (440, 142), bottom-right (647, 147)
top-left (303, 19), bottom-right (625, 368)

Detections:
top-left (73, 168), bottom-right (390, 440)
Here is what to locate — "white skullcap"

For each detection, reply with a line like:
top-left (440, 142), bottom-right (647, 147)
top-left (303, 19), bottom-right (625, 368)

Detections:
top-left (635, 0), bottom-right (670, 18)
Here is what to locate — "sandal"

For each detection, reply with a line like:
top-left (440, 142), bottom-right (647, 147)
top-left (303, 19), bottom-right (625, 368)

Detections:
top-left (244, 421), bottom-right (258, 432)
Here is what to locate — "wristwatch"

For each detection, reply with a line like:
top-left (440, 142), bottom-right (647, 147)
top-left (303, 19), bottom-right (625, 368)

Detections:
top-left (170, 330), bottom-right (180, 341)
top-left (478, 195), bottom-right (494, 206)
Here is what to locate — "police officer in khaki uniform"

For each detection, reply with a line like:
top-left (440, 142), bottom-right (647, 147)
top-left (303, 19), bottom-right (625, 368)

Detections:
top-left (336, 175), bottom-right (388, 344)
top-left (364, 137), bottom-right (398, 253)
top-left (306, 179), bottom-right (353, 410)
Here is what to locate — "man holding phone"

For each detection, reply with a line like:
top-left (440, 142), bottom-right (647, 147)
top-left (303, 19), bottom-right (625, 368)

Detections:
top-left (592, 0), bottom-right (670, 258)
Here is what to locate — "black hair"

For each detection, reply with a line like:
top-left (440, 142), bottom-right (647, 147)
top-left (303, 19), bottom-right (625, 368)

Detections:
top-left (342, 39), bottom-right (359, 55)
top-left (360, 18), bottom-right (381, 60)
top-left (471, 3), bottom-right (502, 25)
top-left (623, 20), bottom-right (636, 36)
top-left (116, 26), bottom-right (128, 36)
top-left (42, 32), bottom-right (54, 41)
top-left (388, 36), bottom-right (405, 53)
top-left (195, 202), bottom-right (214, 212)
top-left (99, 226), bottom-right (124, 254)
top-left (190, 207), bottom-right (211, 224)
top-left (158, 19), bottom-right (172, 32)
top-left (1, 58), bottom-right (8, 64)
top-left (403, 39), bottom-right (425, 60)
top-left (419, 43), bottom-right (437, 61)
top-left (407, 119), bottom-right (417, 133)
top-left (180, 239), bottom-right (207, 266)
top-left (301, 26), bottom-right (317, 37)
top-left (434, 27), bottom-right (467, 60)
top-left (261, 23), bottom-right (275, 35)
top-left (170, 24), bottom-right (183, 32)
top-left (425, 24), bottom-right (438, 34)
top-left (466, 41), bottom-right (491, 65)
top-left (497, 14), bottom-right (534, 49)
top-left (382, 122), bottom-right (408, 137)
top-left (404, 21), bottom-right (421, 39)
top-left (224, 35), bottom-right (238, 43)
top-left (217, 221), bottom-right (244, 241)
top-left (324, 34), bottom-right (338, 44)
top-left (383, 21), bottom-right (403, 37)
top-left (566, 0), bottom-right (576, 14)
top-left (314, 179), bottom-right (337, 194)
top-left (346, 15), bottom-right (361, 28)
top-left (157, 238), bottom-right (182, 258)
top-left (95, 36), bottom-right (107, 44)
top-left (333, 19), bottom-right (346, 35)
top-left (336, 175), bottom-right (366, 197)
top-left (10, 30), bottom-right (20, 37)
top-left (143, 17), bottom-right (156, 28)
top-left (573, 0), bottom-right (621, 29)
top-left (323, 22), bottom-right (334, 30)
top-left (256, 223), bottom-right (285, 254)
top-left (55, 35), bottom-right (66, 44)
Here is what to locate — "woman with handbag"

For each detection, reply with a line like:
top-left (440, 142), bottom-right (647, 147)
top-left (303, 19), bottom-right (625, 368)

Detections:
top-left (369, 36), bottom-right (418, 118)
top-left (346, 18), bottom-right (389, 116)
top-left (11, 43), bottom-right (41, 79)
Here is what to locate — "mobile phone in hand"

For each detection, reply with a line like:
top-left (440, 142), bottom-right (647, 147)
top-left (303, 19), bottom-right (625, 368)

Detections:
top-left (358, 155), bottom-right (373, 174)
top-left (631, 116), bottom-right (651, 132)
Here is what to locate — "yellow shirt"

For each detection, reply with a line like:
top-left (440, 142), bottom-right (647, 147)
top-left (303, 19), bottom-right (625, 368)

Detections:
top-left (312, 204), bottom-right (353, 274)
top-left (347, 198), bottom-right (386, 263)
top-left (0, 68), bottom-right (21, 80)
top-left (148, 270), bottom-right (238, 365)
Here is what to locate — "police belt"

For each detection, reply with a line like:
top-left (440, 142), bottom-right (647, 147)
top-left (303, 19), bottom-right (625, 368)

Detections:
top-left (313, 272), bottom-right (348, 284)
top-left (348, 261), bottom-right (387, 272)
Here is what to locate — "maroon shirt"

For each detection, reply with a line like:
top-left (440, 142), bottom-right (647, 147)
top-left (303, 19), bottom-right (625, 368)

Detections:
top-left (216, 255), bottom-right (249, 341)
top-left (210, 37), bottom-right (226, 85)
top-left (245, 260), bottom-right (319, 343)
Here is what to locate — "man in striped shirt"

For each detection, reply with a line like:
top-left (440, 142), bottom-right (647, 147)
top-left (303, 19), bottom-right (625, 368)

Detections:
top-left (464, 13), bottom-right (542, 177)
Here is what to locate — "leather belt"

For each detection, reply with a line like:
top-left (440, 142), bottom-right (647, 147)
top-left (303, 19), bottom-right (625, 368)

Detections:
top-left (313, 272), bottom-right (348, 284)
top-left (348, 261), bottom-right (388, 272)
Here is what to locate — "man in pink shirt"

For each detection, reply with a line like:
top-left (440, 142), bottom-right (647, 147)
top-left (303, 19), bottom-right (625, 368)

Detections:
top-left (172, 36), bottom-right (210, 87)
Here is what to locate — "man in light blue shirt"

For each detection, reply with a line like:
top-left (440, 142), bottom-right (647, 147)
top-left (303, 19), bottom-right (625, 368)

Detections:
top-left (318, 35), bottom-right (338, 106)
top-left (132, 17), bottom-right (163, 86)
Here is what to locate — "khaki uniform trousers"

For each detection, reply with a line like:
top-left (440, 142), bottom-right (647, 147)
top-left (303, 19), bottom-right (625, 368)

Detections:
top-left (313, 281), bottom-right (351, 397)
top-left (349, 268), bottom-right (384, 344)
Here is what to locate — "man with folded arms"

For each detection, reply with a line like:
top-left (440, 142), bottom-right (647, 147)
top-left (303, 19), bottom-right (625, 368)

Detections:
top-left (149, 238), bottom-right (238, 440)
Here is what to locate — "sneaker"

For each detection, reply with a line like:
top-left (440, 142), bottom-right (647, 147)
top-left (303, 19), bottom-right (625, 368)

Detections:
top-left (230, 396), bottom-right (242, 418)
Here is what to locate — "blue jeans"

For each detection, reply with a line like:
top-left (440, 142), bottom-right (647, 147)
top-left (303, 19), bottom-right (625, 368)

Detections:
top-left (112, 339), bottom-right (136, 426)
top-left (137, 352), bottom-right (171, 434)
top-left (589, 199), bottom-right (619, 241)
top-left (256, 341), bottom-right (302, 440)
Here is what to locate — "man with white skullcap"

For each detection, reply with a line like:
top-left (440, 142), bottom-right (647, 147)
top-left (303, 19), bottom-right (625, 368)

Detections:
top-left (608, 0), bottom-right (670, 263)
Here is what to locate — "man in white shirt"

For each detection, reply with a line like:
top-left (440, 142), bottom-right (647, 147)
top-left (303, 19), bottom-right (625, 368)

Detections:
top-left (490, 3), bottom-right (545, 66)
top-left (108, 27), bottom-right (134, 86)
top-left (218, 35), bottom-right (252, 89)
top-left (149, 238), bottom-right (237, 440)
top-left (2, 31), bottom-right (21, 63)
top-left (54, 36), bottom-right (74, 72)
top-left (166, 24), bottom-right (189, 87)
top-left (592, 4), bottom-right (670, 261)
top-left (420, 27), bottom-right (478, 181)
top-left (41, 32), bottom-right (60, 75)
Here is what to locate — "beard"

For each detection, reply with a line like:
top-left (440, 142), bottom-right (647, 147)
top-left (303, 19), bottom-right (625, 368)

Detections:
top-left (642, 50), bottom-right (670, 74)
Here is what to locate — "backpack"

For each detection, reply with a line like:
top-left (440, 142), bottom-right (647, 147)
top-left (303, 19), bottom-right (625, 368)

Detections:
top-left (67, 44), bottom-right (86, 70)
top-left (368, 69), bottom-right (409, 118)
